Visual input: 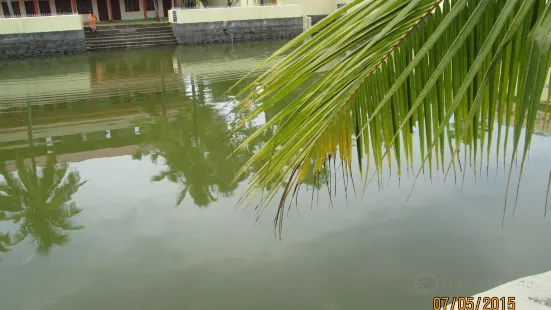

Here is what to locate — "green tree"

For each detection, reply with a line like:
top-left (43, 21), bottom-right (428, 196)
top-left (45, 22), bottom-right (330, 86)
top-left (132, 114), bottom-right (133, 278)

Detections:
top-left (230, 0), bottom-right (551, 224)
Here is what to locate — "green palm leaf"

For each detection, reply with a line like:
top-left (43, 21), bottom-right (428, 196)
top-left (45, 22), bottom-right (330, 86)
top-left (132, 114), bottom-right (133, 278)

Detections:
top-left (230, 0), bottom-right (551, 230)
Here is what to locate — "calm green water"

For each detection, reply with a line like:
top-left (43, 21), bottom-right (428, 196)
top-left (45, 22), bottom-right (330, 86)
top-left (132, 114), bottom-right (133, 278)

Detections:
top-left (0, 42), bottom-right (550, 310)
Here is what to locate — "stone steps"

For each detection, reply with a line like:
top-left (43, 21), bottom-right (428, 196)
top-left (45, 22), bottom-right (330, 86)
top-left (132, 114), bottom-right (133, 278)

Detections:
top-left (84, 23), bottom-right (176, 51)
top-left (94, 22), bottom-right (171, 29)
top-left (85, 27), bottom-right (173, 36)
top-left (85, 22), bottom-right (171, 30)
top-left (87, 40), bottom-right (177, 51)
top-left (85, 33), bottom-right (176, 44)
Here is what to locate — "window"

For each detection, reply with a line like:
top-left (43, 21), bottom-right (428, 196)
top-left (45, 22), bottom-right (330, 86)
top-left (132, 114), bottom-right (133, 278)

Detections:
top-left (124, 0), bottom-right (139, 12)
top-left (1, 1), bottom-right (22, 16)
top-left (24, 0), bottom-right (52, 15)
top-left (24, 1), bottom-right (36, 15)
top-left (77, 0), bottom-right (92, 14)
top-left (38, 0), bottom-right (51, 14)
top-left (182, 0), bottom-right (193, 8)
top-left (146, 0), bottom-right (156, 11)
top-left (54, 0), bottom-right (72, 13)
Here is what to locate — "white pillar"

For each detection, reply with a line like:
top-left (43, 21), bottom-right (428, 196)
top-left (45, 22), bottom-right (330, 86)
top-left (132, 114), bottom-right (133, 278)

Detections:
top-left (158, 0), bottom-right (164, 16)
top-left (116, 0), bottom-right (126, 20)
top-left (49, 0), bottom-right (56, 14)
top-left (91, 0), bottom-right (99, 19)
top-left (302, 14), bottom-right (311, 31)
top-left (18, 0), bottom-right (26, 16)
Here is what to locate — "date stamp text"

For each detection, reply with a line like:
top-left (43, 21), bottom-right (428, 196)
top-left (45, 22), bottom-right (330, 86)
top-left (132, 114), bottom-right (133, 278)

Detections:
top-left (433, 297), bottom-right (516, 310)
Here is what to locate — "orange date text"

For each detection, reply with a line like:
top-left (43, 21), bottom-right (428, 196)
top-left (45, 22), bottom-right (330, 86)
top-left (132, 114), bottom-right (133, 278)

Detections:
top-left (433, 297), bottom-right (516, 310)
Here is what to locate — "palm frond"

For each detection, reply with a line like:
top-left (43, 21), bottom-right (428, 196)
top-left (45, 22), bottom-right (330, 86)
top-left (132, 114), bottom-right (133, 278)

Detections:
top-left (10, 230), bottom-right (27, 246)
top-left (0, 232), bottom-right (10, 253)
top-left (0, 163), bottom-right (26, 198)
top-left (175, 186), bottom-right (189, 207)
top-left (230, 0), bottom-right (551, 231)
top-left (42, 157), bottom-right (69, 195)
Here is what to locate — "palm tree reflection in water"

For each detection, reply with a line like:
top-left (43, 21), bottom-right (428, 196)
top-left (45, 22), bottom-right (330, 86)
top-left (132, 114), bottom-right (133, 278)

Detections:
top-left (133, 71), bottom-right (326, 208)
top-left (0, 101), bottom-right (86, 258)
top-left (134, 99), bottom-right (265, 207)
top-left (0, 231), bottom-right (9, 254)
top-left (0, 157), bottom-right (86, 255)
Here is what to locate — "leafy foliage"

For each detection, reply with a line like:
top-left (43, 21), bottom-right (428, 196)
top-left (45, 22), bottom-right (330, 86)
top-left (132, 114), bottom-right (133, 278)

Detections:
top-left (230, 0), bottom-right (551, 229)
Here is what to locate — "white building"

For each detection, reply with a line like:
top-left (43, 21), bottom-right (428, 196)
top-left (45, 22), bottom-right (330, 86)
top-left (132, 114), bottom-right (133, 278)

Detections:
top-left (0, 0), bottom-right (337, 21)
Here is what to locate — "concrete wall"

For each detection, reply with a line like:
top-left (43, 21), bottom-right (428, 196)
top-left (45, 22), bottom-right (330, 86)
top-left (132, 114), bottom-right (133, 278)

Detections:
top-left (0, 14), bottom-right (83, 34)
top-left (170, 5), bottom-right (303, 45)
top-left (170, 4), bottom-right (301, 23)
top-left (172, 16), bottom-right (302, 44)
top-left (278, 0), bottom-right (336, 16)
top-left (189, 1), bottom-right (335, 25)
top-left (0, 15), bottom-right (86, 60)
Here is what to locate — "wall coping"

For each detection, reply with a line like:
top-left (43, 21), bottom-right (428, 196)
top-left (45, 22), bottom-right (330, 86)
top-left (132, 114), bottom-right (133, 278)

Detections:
top-left (0, 15), bottom-right (83, 35)
top-left (171, 4), bottom-right (300, 10)
top-left (169, 4), bottom-right (302, 24)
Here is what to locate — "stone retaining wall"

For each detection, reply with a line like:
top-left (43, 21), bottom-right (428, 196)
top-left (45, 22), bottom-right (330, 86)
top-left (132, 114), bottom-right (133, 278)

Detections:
top-left (171, 18), bottom-right (303, 45)
top-left (0, 30), bottom-right (86, 60)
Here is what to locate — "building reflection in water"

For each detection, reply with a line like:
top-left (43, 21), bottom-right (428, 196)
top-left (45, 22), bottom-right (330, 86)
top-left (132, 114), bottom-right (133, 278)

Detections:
top-left (0, 42), bottom-right (313, 257)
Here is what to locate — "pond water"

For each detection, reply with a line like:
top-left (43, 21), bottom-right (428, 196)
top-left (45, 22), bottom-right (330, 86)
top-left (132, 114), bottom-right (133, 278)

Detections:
top-left (0, 42), bottom-right (550, 310)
